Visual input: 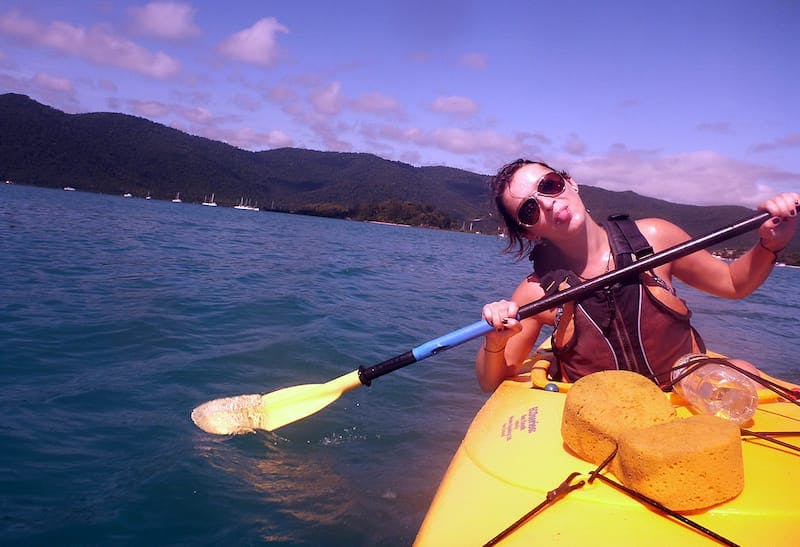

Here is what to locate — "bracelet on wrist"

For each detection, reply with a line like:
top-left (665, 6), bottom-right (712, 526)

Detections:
top-left (483, 342), bottom-right (506, 354)
top-left (758, 238), bottom-right (784, 263)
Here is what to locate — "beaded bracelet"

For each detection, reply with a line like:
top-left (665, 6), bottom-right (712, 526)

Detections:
top-left (483, 342), bottom-right (506, 353)
top-left (758, 238), bottom-right (784, 263)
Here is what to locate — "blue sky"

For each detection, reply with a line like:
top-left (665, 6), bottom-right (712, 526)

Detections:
top-left (0, 0), bottom-right (797, 207)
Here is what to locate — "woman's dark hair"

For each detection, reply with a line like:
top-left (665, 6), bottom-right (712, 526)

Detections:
top-left (490, 158), bottom-right (569, 259)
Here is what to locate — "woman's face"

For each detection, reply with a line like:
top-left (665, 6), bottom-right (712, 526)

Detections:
top-left (502, 163), bottom-right (586, 241)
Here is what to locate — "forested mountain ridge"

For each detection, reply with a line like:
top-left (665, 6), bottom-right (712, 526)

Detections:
top-left (0, 93), bottom-right (489, 227)
top-left (1, 93), bottom-right (796, 259)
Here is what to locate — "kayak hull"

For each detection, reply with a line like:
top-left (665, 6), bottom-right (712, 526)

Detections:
top-left (415, 374), bottom-right (799, 546)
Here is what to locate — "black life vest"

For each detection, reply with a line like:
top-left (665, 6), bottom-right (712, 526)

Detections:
top-left (533, 215), bottom-right (705, 385)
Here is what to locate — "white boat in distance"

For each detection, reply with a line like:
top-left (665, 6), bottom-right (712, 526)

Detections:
top-left (123, 193), bottom-right (133, 198)
top-left (171, 192), bottom-right (182, 203)
top-left (63, 186), bottom-right (76, 191)
top-left (233, 196), bottom-right (259, 211)
top-left (202, 193), bottom-right (218, 207)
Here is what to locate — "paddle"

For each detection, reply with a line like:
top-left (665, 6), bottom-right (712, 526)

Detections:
top-left (191, 210), bottom-right (776, 434)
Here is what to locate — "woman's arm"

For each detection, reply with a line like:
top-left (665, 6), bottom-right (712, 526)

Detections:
top-left (475, 277), bottom-right (549, 392)
top-left (637, 192), bottom-right (798, 299)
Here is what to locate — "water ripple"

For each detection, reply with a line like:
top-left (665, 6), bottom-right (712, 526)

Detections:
top-left (2, 184), bottom-right (798, 545)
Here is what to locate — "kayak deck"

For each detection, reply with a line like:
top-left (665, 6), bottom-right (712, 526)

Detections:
top-left (415, 375), bottom-right (800, 546)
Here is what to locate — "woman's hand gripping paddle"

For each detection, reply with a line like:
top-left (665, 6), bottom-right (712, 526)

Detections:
top-left (192, 211), bottom-right (775, 434)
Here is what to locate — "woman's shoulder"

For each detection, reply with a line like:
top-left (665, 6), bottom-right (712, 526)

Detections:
top-left (514, 271), bottom-right (546, 299)
top-left (514, 272), bottom-right (556, 323)
top-left (634, 217), bottom-right (691, 252)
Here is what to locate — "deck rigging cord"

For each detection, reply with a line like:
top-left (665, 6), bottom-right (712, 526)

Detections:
top-left (484, 446), bottom-right (741, 547)
top-left (587, 449), bottom-right (739, 547)
top-left (482, 472), bottom-right (585, 546)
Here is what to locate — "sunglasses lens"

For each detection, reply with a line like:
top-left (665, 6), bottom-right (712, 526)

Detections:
top-left (518, 198), bottom-right (540, 226)
top-left (538, 173), bottom-right (565, 195)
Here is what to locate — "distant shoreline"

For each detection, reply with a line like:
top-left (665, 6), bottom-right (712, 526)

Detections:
top-left (4, 180), bottom-right (799, 266)
top-left (365, 220), bottom-right (412, 228)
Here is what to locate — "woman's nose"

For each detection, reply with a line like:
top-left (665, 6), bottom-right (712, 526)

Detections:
top-left (538, 196), bottom-right (556, 210)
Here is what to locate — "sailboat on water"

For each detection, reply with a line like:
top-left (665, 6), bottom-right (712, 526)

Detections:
top-left (202, 193), bottom-right (218, 207)
top-left (172, 192), bottom-right (182, 203)
top-left (233, 196), bottom-right (259, 211)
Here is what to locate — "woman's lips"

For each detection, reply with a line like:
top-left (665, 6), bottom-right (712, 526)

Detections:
top-left (554, 206), bottom-right (572, 224)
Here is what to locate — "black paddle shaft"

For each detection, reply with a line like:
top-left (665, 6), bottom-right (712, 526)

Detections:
top-left (517, 210), bottom-right (775, 320)
top-left (359, 209), bottom-right (782, 385)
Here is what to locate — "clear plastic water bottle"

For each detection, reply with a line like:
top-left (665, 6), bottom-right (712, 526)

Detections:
top-left (670, 353), bottom-right (759, 424)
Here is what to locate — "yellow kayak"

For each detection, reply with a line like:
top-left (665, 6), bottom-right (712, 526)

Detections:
top-left (415, 355), bottom-right (800, 546)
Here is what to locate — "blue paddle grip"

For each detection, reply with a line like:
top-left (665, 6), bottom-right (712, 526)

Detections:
top-left (411, 319), bottom-right (494, 360)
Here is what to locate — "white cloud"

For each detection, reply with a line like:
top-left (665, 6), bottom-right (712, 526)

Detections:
top-left (313, 118), bottom-right (353, 151)
top-left (180, 105), bottom-right (213, 124)
top-left (427, 128), bottom-right (519, 154)
top-left (267, 84), bottom-right (296, 103)
top-left (127, 2), bottom-right (200, 39)
top-left (128, 98), bottom-right (219, 126)
top-left (310, 81), bottom-right (343, 115)
top-left (571, 147), bottom-right (799, 207)
top-left (429, 95), bottom-right (478, 117)
top-left (231, 93), bottom-right (261, 112)
top-left (696, 121), bottom-right (734, 135)
top-left (125, 97), bottom-right (292, 150)
top-left (563, 133), bottom-right (588, 156)
top-left (218, 17), bottom-right (288, 67)
top-left (98, 79), bottom-right (118, 92)
top-left (209, 126), bottom-right (293, 150)
top-left (33, 72), bottom-right (73, 92)
top-left (751, 133), bottom-right (800, 153)
top-left (363, 123), bottom-right (527, 158)
top-left (351, 91), bottom-right (403, 118)
top-left (129, 99), bottom-right (172, 118)
top-left (0, 10), bottom-right (180, 78)
top-left (459, 52), bottom-right (488, 69)
top-left (0, 68), bottom-right (79, 107)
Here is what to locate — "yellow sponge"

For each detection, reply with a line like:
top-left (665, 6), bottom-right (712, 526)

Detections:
top-left (561, 370), bottom-right (677, 473)
top-left (617, 414), bottom-right (743, 511)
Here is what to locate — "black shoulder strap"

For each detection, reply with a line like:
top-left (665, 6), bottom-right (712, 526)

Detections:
top-left (538, 269), bottom-right (582, 296)
top-left (603, 214), bottom-right (653, 268)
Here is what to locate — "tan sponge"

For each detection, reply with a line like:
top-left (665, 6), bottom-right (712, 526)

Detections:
top-left (561, 370), bottom-right (677, 472)
top-left (617, 414), bottom-right (743, 511)
top-left (561, 370), bottom-right (744, 511)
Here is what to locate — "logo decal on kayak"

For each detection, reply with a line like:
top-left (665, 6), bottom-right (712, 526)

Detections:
top-left (501, 406), bottom-right (538, 441)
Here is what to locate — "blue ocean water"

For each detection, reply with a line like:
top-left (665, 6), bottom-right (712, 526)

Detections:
top-left (1, 184), bottom-right (798, 545)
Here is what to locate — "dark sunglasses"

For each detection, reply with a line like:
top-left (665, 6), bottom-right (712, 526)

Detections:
top-left (514, 171), bottom-right (567, 227)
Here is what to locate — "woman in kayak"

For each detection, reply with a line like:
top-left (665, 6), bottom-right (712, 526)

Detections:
top-left (476, 158), bottom-right (799, 392)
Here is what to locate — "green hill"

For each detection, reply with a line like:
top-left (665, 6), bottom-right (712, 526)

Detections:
top-left (1, 93), bottom-right (796, 261)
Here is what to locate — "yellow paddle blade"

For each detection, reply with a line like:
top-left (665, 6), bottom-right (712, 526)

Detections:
top-left (191, 370), bottom-right (363, 435)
